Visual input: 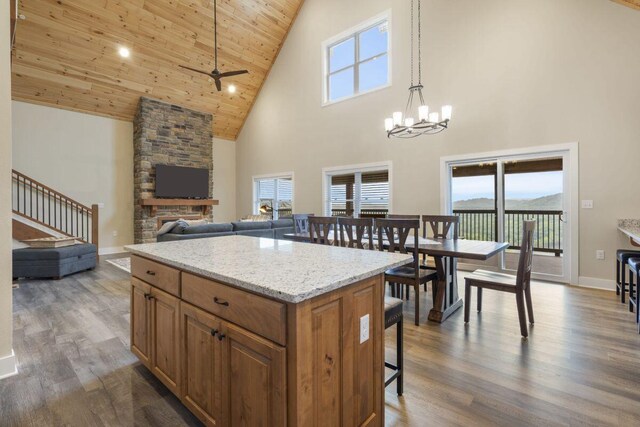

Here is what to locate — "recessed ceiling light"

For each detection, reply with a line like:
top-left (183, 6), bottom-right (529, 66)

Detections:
top-left (228, 84), bottom-right (236, 94)
top-left (118, 47), bottom-right (130, 58)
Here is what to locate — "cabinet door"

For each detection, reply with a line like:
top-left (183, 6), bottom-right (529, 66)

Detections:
top-left (150, 286), bottom-right (181, 395)
top-left (131, 278), bottom-right (151, 367)
top-left (221, 322), bottom-right (286, 427)
top-left (181, 302), bottom-right (223, 427)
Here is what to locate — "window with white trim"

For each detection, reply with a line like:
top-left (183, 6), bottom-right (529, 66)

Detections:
top-left (323, 14), bottom-right (390, 104)
top-left (253, 175), bottom-right (293, 219)
top-left (324, 168), bottom-right (390, 218)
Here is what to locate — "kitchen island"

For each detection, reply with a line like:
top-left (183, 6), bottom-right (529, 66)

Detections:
top-left (125, 235), bottom-right (411, 427)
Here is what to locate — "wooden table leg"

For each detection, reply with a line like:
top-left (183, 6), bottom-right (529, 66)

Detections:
top-left (428, 255), bottom-right (463, 323)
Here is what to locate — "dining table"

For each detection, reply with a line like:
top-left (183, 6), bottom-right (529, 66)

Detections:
top-left (282, 231), bottom-right (509, 323)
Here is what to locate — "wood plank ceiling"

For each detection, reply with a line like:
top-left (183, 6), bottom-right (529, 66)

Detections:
top-left (10, 0), bottom-right (304, 140)
top-left (612, 0), bottom-right (640, 10)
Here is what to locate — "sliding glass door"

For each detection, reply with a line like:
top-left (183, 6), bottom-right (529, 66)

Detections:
top-left (445, 150), bottom-right (572, 283)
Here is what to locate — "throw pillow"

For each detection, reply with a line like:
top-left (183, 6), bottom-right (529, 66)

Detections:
top-left (157, 221), bottom-right (178, 236)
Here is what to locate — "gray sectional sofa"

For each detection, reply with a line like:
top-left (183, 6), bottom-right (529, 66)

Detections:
top-left (157, 218), bottom-right (294, 242)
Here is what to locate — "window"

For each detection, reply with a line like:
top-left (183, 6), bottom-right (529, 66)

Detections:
top-left (324, 164), bottom-right (390, 218)
top-left (253, 174), bottom-right (293, 219)
top-left (323, 12), bottom-right (391, 104)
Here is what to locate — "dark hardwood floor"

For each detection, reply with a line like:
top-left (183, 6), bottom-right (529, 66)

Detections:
top-left (2, 257), bottom-right (640, 426)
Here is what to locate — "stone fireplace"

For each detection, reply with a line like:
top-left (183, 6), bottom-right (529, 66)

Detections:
top-left (133, 97), bottom-right (213, 243)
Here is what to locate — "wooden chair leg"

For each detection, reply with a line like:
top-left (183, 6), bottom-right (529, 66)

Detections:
top-left (630, 272), bottom-right (635, 313)
top-left (414, 284), bottom-right (420, 326)
top-left (525, 285), bottom-right (534, 324)
top-left (431, 280), bottom-right (438, 306)
top-left (515, 291), bottom-right (528, 338)
top-left (464, 282), bottom-right (471, 323)
top-left (477, 287), bottom-right (483, 312)
top-left (397, 319), bottom-right (403, 396)
top-left (622, 262), bottom-right (627, 304)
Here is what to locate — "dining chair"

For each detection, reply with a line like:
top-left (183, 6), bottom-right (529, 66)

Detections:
top-left (308, 216), bottom-right (338, 245)
top-left (337, 217), bottom-right (373, 249)
top-left (464, 220), bottom-right (536, 338)
top-left (387, 214), bottom-right (421, 220)
top-left (293, 213), bottom-right (314, 234)
top-left (375, 218), bottom-right (434, 326)
top-left (419, 215), bottom-right (458, 299)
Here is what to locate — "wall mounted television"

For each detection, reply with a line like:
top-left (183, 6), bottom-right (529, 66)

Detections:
top-left (155, 165), bottom-right (209, 199)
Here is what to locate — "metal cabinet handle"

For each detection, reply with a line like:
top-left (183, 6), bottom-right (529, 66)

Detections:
top-left (217, 333), bottom-right (226, 341)
top-left (210, 329), bottom-right (218, 337)
top-left (214, 297), bottom-right (229, 306)
top-left (146, 270), bottom-right (156, 276)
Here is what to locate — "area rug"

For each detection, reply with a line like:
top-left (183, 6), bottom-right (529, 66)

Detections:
top-left (106, 257), bottom-right (131, 274)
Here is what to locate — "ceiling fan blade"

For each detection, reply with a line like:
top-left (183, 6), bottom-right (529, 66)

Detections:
top-left (179, 65), bottom-right (213, 77)
top-left (217, 70), bottom-right (249, 78)
top-left (215, 78), bottom-right (222, 92)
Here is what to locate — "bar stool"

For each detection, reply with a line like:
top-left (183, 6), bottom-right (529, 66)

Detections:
top-left (616, 250), bottom-right (640, 303)
top-left (384, 296), bottom-right (403, 395)
top-left (628, 258), bottom-right (640, 330)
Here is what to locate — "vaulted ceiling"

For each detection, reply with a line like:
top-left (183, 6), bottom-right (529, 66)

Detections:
top-left (10, 0), bottom-right (304, 140)
top-left (612, 0), bottom-right (640, 10)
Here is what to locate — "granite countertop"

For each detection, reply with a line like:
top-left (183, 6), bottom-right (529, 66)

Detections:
top-left (618, 219), bottom-right (640, 243)
top-left (124, 235), bottom-right (413, 303)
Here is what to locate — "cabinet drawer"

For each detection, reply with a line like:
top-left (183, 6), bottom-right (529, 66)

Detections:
top-left (182, 273), bottom-right (286, 346)
top-left (131, 255), bottom-right (181, 297)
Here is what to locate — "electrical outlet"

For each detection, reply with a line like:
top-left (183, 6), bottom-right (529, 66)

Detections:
top-left (596, 250), bottom-right (605, 260)
top-left (112, 230), bottom-right (118, 237)
top-left (359, 314), bottom-right (370, 344)
top-left (581, 200), bottom-right (593, 209)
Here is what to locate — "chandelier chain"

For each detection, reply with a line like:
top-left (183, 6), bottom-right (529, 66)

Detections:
top-left (410, 0), bottom-right (414, 86)
top-left (418, 0), bottom-right (422, 84)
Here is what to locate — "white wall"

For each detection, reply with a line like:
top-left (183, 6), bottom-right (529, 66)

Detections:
top-left (236, 0), bottom-right (640, 285)
top-left (1, 1), bottom-right (16, 379)
top-left (212, 137), bottom-right (237, 222)
top-left (12, 102), bottom-right (134, 254)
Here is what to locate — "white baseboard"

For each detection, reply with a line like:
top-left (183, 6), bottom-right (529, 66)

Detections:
top-left (577, 276), bottom-right (615, 291)
top-left (99, 246), bottom-right (127, 256)
top-left (0, 350), bottom-right (18, 380)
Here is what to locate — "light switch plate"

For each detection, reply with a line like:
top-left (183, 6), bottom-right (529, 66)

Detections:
top-left (581, 200), bottom-right (593, 209)
top-left (98, 203), bottom-right (105, 209)
top-left (359, 314), bottom-right (370, 344)
top-left (596, 250), bottom-right (605, 260)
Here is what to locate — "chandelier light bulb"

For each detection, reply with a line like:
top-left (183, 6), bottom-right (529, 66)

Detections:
top-left (428, 112), bottom-right (440, 123)
top-left (393, 112), bottom-right (403, 126)
top-left (418, 105), bottom-right (429, 121)
top-left (442, 105), bottom-right (452, 121)
top-left (384, 118), bottom-right (394, 131)
top-left (404, 117), bottom-right (414, 127)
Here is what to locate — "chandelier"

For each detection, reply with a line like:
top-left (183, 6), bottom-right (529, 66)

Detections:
top-left (384, 0), bottom-right (452, 138)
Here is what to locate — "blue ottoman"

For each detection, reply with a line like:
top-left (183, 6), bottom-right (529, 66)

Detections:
top-left (13, 243), bottom-right (98, 280)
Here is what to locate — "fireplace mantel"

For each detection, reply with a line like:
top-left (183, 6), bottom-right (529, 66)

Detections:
top-left (140, 198), bottom-right (219, 216)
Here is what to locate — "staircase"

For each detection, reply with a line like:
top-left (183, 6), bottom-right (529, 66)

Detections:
top-left (11, 169), bottom-right (99, 248)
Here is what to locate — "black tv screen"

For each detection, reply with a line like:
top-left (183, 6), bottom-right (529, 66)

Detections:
top-left (155, 165), bottom-right (209, 199)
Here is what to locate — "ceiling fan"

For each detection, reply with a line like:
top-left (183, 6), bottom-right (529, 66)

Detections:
top-left (179, 0), bottom-right (248, 92)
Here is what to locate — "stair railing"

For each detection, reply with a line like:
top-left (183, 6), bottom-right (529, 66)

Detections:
top-left (11, 169), bottom-right (99, 247)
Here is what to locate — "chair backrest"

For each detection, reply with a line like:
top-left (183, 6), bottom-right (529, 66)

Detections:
top-left (421, 215), bottom-right (459, 239)
top-left (387, 214), bottom-right (421, 220)
top-left (516, 220), bottom-right (536, 292)
top-left (338, 217), bottom-right (373, 249)
top-left (293, 213), bottom-right (314, 233)
top-left (374, 218), bottom-right (420, 277)
top-left (309, 216), bottom-right (338, 245)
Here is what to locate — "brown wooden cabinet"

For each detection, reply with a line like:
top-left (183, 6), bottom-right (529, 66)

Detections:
top-left (180, 302), bottom-right (224, 427)
top-left (221, 322), bottom-right (286, 427)
top-left (131, 255), bottom-right (385, 427)
top-left (131, 277), bottom-right (151, 367)
top-left (149, 286), bottom-right (181, 395)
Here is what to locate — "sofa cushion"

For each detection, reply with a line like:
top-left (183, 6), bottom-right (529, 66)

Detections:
top-left (158, 232), bottom-right (236, 242)
top-left (170, 220), bottom-right (190, 234)
top-left (236, 229), bottom-right (275, 238)
top-left (232, 221), bottom-right (271, 231)
top-left (13, 243), bottom-right (97, 261)
top-left (270, 219), bottom-right (294, 229)
top-left (183, 223), bottom-right (234, 235)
